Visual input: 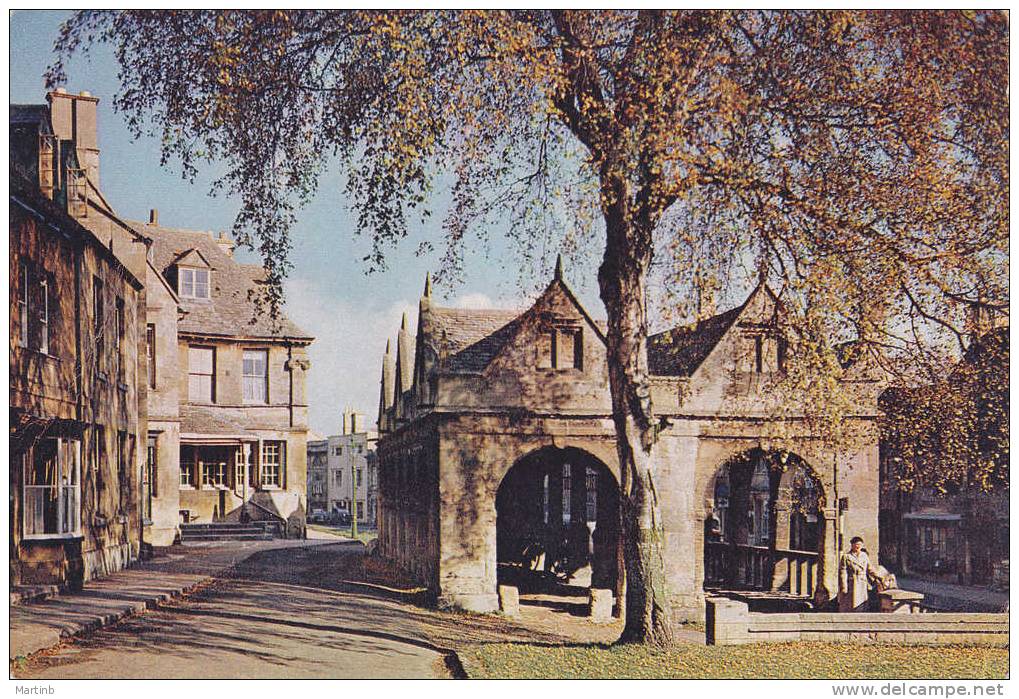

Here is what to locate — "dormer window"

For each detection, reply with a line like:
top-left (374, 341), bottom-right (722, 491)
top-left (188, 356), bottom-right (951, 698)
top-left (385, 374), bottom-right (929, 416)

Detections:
top-left (179, 267), bottom-right (210, 299)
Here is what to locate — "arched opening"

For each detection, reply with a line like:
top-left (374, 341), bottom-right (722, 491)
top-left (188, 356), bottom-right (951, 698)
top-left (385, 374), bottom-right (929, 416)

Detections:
top-left (704, 448), bottom-right (825, 600)
top-left (496, 447), bottom-right (619, 609)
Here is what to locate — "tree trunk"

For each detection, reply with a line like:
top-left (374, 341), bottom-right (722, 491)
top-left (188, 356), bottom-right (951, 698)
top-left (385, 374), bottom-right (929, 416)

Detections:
top-left (597, 184), bottom-right (675, 647)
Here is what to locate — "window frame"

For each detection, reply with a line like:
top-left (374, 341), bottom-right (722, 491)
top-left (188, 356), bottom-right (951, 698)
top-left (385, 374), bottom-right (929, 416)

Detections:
top-left (38, 271), bottom-right (49, 354)
top-left (18, 261), bottom-right (29, 348)
top-left (179, 267), bottom-right (210, 300)
top-left (187, 345), bottom-right (216, 403)
top-left (143, 435), bottom-right (157, 524)
top-left (22, 438), bottom-right (82, 540)
top-left (146, 324), bottom-right (156, 389)
top-left (242, 349), bottom-right (269, 404)
top-left (93, 276), bottom-right (105, 377)
top-left (260, 441), bottom-right (285, 489)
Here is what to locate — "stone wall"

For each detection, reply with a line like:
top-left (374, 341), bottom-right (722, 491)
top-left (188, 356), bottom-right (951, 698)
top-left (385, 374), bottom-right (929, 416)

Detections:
top-left (707, 598), bottom-right (1008, 646)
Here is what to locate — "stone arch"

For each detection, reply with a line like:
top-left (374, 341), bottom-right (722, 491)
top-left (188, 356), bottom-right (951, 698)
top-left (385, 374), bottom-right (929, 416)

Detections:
top-left (494, 445), bottom-right (622, 612)
top-left (702, 447), bottom-right (828, 600)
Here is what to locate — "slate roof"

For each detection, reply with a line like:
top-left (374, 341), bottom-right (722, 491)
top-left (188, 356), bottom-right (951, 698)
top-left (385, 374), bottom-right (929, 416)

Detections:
top-left (133, 220), bottom-right (312, 341)
top-left (425, 306), bottom-right (522, 373)
top-left (10, 104), bottom-right (48, 126)
top-left (647, 304), bottom-right (745, 377)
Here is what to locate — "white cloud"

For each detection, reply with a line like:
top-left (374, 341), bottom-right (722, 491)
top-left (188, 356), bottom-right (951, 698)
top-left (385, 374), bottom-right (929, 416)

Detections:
top-left (284, 277), bottom-right (417, 436)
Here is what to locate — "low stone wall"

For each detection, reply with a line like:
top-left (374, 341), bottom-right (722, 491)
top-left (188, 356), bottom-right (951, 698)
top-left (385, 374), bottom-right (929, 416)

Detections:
top-left (707, 599), bottom-right (1008, 646)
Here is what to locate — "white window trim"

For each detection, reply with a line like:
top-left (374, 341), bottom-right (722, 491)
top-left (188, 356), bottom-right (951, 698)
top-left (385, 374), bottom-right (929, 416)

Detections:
top-left (39, 275), bottom-right (49, 355)
top-left (18, 262), bottom-right (29, 348)
top-left (179, 267), bottom-right (210, 300)
top-left (22, 438), bottom-right (82, 540)
top-left (242, 349), bottom-right (269, 404)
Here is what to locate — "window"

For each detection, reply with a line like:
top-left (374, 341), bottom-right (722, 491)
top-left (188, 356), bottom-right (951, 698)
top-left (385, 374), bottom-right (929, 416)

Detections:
top-left (542, 473), bottom-right (550, 525)
top-left (538, 327), bottom-right (583, 370)
top-left (562, 463), bottom-right (572, 525)
top-left (242, 349), bottom-right (268, 403)
top-left (23, 438), bottom-right (81, 537)
top-left (334, 470), bottom-right (343, 487)
top-left (93, 426), bottom-right (106, 502)
top-left (18, 262), bottom-right (29, 347)
top-left (117, 432), bottom-right (128, 513)
top-left (180, 449), bottom-right (194, 488)
top-left (334, 446), bottom-right (342, 456)
top-left (188, 346), bottom-right (215, 402)
top-left (585, 467), bottom-right (598, 522)
top-left (261, 441), bottom-right (284, 488)
top-left (93, 277), bottom-right (105, 373)
top-left (356, 468), bottom-right (363, 487)
top-left (146, 325), bottom-right (156, 389)
top-left (179, 267), bottom-right (210, 299)
top-left (143, 436), bottom-right (156, 523)
top-left (234, 448), bottom-right (248, 489)
top-left (38, 273), bottom-right (49, 354)
top-left (201, 460), bottom-right (228, 488)
top-left (754, 335), bottom-right (764, 373)
top-left (115, 298), bottom-right (125, 379)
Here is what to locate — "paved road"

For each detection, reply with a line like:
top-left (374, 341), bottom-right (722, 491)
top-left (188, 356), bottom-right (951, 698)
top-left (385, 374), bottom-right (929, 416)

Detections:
top-left (14, 542), bottom-right (454, 679)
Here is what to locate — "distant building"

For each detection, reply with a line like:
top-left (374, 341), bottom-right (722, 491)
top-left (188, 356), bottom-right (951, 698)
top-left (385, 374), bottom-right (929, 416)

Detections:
top-left (306, 410), bottom-right (377, 524)
top-left (880, 324), bottom-right (1009, 587)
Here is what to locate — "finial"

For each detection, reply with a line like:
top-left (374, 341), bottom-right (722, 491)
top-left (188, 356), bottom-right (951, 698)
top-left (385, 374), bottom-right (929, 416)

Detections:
top-left (400, 312), bottom-right (408, 331)
top-left (554, 253), bottom-right (564, 281)
top-left (385, 339), bottom-right (391, 354)
top-left (423, 272), bottom-right (432, 298)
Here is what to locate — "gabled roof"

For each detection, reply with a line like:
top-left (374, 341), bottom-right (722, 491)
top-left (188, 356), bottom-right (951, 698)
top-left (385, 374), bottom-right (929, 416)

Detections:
top-left (427, 306), bottom-right (522, 373)
top-left (132, 219), bottom-right (312, 341)
top-left (172, 247), bottom-right (213, 269)
top-left (648, 305), bottom-right (744, 377)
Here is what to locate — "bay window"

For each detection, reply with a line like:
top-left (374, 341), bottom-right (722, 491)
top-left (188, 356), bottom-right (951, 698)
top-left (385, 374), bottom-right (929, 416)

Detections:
top-left (23, 438), bottom-right (81, 538)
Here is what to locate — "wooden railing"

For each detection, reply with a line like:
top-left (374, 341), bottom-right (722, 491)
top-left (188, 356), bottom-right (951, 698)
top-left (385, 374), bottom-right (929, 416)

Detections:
top-left (705, 542), bottom-right (819, 597)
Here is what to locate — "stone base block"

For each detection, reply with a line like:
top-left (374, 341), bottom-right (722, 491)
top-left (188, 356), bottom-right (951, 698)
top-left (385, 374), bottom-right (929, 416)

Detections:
top-left (589, 588), bottom-right (614, 622)
top-left (439, 592), bottom-right (500, 614)
top-left (498, 585), bottom-right (520, 616)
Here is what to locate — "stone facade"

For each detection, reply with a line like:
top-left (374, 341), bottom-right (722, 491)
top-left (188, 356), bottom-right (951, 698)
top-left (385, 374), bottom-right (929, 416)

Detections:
top-left (135, 216), bottom-right (313, 536)
top-left (9, 162), bottom-right (143, 588)
top-left (306, 411), bottom-right (377, 523)
top-left (376, 267), bottom-right (882, 623)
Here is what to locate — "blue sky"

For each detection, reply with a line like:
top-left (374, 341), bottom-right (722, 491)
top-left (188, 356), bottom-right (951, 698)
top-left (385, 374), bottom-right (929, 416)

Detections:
top-left (10, 10), bottom-right (611, 436)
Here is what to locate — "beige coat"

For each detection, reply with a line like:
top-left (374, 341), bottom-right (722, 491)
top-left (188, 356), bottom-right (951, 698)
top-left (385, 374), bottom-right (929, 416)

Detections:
top-left (838, 549), bottom-right (874, 612)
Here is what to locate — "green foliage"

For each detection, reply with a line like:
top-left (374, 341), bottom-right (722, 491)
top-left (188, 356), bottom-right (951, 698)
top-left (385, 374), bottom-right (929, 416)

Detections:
top-left (460, 642), bottom-right (1008, 679)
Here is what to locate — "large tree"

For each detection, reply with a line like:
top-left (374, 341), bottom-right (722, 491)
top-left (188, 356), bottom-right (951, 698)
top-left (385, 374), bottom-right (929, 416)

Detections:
top-left (49, 10), bottom-right (1008, 645)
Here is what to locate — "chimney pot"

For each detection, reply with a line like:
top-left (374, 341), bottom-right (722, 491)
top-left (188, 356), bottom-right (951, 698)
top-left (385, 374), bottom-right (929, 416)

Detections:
top-left (79, 90), bottom-right (91, 97)
top-left (55, 87), bottom-right (67, 94)
top-left (149, 209), bottom-right (158, 225)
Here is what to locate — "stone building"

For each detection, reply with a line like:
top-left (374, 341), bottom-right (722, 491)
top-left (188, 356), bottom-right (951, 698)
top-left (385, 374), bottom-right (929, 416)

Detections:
top-left (133, 215), bottom-right (314, 536)
top-left (306, 410), bottom-right (377, 524)
top-left (9, 161), bottom-right (143, 587)
top-left (879, 325), bottom-right (1009, 587)
top-left (376, 264), bottom-right (883, 621)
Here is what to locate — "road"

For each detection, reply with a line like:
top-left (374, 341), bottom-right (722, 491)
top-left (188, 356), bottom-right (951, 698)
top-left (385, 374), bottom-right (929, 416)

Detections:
top-left (13, 541), bottom-right (456, 679)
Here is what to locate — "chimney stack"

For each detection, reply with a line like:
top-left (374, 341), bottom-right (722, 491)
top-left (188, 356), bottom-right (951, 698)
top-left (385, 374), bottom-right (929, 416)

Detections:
top-left (47, 89), bottom-right (100, 185)
top-left (215, 230), bottom-right (236, 258)
top-left (149, 209), bottom-right (159, 225)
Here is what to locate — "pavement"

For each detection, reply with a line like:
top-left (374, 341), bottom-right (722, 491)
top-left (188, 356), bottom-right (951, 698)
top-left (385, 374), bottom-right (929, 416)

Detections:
top-left (897, 576), bottom-right (1009, 612)
top-left (9, 537), bottom-right (339, 661)
top-left (10, 538), bottom-right (655, 679)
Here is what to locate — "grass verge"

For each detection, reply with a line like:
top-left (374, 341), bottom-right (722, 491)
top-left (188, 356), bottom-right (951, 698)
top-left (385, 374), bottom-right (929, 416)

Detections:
top-left (458, 642), bottom-right (1009, 679)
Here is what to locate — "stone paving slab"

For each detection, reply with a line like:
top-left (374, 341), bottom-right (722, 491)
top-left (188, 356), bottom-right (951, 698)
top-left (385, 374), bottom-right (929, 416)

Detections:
top-left (9, 538), bottom-right (343, 660)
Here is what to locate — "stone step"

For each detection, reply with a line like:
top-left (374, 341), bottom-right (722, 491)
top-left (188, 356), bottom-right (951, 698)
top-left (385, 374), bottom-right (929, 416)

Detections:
top-left (180, 532), bottom-right (273, 542)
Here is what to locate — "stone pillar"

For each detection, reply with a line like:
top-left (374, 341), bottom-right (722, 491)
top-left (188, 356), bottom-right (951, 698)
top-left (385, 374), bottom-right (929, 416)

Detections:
top-left (770, 487), bottom-right (792, 591)
top-left (437, 443), bottom-right (499, 613)
top-left (815, 507), bottom-right (839, 607)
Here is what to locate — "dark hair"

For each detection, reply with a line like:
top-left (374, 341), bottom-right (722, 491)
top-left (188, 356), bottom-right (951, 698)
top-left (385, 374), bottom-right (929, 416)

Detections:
top-left (850, 536), bottom-right (864, 545)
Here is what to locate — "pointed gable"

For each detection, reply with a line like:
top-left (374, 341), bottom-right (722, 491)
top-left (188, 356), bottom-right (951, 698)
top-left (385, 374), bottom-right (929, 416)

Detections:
top-left (171, 247), bottom-right (212, 270)
top-left (648, 283), bottom-right (782, 379)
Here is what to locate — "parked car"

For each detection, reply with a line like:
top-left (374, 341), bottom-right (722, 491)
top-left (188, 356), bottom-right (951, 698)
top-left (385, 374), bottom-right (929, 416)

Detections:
top-left (309, 509), bottom-right (328, 524)
top-left (333, 511), bottom-right (352, 526)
